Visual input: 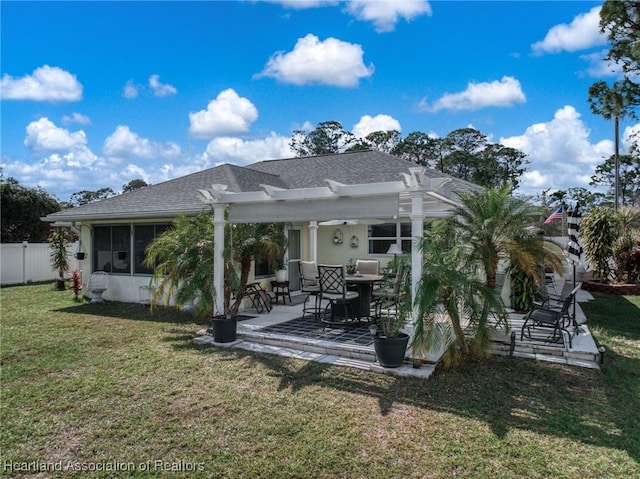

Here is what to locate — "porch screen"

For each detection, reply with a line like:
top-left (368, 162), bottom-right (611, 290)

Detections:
top-left (93, 225), bottom-right (130, 273)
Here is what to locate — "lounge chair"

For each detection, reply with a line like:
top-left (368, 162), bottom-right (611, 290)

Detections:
top-left (521, 285), bottom-right (581, 348)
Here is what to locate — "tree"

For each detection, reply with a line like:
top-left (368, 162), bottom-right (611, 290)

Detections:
top-left (442, 128), bottom-right (488, 180)
top-left (69, 187), bottom-right (115, 207)
top-left (590, 154), bottom-right (640, 207)
top-left (347, 130), bottom-right (401, 153)
top-left (581, 206), bottom-right (619, 282)
top-left (472, 144), bottom-right (528, 190)
top-left (289, 121), bottom-right (355, 156)
top-left (599, 1), bottom-right (640, 83)
top-left (391, 132), bottom-right (445, 168)
top-left (449, 185), bottom-right (565, 328)
top-left (611, 206), bottom-right (640, 283)
top-left (145, 211), bottom-right (288, 319)
top-left (145, 213), bottom-right (216, 319)
top-left (412, 219), bottom-right (506, 366)
top-left (49, 227), bottom-right (71, 291)
top-left (122, 179), bottom-right (149, 193)
top-left (1, 176), bottom-right (61, 242)
top-left (588, 80), bottom-right (639, 210)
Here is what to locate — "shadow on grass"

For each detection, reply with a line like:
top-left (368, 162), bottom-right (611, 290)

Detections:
top-left (55, 293), bottom-right (639, 464)
top-left (237, 348), bottom-right (639, 463)
top-left (53, 300), bottom-right (209, 326)
top-left (177, 301), bottom-right (639, 465)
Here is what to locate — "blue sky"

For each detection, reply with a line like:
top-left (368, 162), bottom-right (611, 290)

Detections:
top-left (1, 0), bottom-right (635, 203)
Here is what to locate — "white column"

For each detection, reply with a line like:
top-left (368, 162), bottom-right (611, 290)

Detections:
top-left (309, 221), bottom-right (318, 263)
top-left (410, 193), bottom-right (424, 323)
top-left (213, 206), bottom-right (226, 315)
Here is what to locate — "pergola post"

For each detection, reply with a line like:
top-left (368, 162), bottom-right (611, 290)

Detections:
top-left (410, 191), bottom-right (424, 323)
top-left (309, 221), bottom-right (318, 263)
top-left (213, 205), bottom-right (225, 315)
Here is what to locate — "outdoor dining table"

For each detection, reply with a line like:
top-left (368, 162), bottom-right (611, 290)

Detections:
top-left (345, 273), bottom-right (384, 320)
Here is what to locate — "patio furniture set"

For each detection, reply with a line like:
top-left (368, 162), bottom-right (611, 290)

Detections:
top-left (298, 259), bottom-right (406, 329)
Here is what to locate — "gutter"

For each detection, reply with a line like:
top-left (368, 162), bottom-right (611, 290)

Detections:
top-left (41, 207), bottom-right (207, 223)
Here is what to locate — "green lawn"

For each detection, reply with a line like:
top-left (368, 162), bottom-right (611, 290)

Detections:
top-left (1, 283), bottom-right (639, 479)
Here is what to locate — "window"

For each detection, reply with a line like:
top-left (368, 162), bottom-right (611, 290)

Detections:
top-left (93, 225), bottom-right (130, 273)
top-left (367, 222), bottom-right (412, 254)
top-left (93, 224), bottom-right (170, 274)
top-left (134, 224), bottom-right (170, 274)
top-left (254, 261), bottom-right (275, 278)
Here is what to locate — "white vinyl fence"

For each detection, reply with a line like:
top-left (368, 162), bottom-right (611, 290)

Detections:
top-left (1, 242), bottom-right (81, 285)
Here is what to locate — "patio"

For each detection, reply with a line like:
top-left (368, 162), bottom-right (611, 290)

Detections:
top-left (195, 276), bottom-right (602, 378)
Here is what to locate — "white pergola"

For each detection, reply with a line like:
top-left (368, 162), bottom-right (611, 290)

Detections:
top-left (198, 166), bottom-right (461, 317)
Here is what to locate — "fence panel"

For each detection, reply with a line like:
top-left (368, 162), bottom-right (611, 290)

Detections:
top-left (1, 242), bottom-right (80, 285)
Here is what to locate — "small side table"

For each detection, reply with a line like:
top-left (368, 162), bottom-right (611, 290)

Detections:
top-left (270, 280), bottom-right (291, 305)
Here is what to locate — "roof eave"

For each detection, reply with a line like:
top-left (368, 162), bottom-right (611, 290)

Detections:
top-left (42, 207), bottom-right (206, 223)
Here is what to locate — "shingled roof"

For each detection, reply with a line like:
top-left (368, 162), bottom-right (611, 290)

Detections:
top-left (44, 150), bottom-right (481, 222)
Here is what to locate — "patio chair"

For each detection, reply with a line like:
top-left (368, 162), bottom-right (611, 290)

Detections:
top-left (372, 266), bottom-right (409, 321)
top-left (299, 261), bottom-right (322, 320)
top-left (317, 264), bottom-right (359, 326)
top-left (86, 271), bottom-right (108, 303)
top-left (520, 287), bottom-right (578, 348)
top-left (355, 259), bottom-right (379, 275)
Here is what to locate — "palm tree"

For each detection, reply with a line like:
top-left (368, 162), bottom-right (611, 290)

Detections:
top-left (449, 185), bottom-right (565, 335)
top-left (144, 211), bottom-right (288, 319)
top-left (412, 219), bottom-right (505, 366)
top-left (145, 212), bottom-right (216, 319)
top-left (226, 221), bottom-right (287, 314)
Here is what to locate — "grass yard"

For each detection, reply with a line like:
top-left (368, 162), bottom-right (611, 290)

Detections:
top-left (1, 283), bottom-right (639, 479)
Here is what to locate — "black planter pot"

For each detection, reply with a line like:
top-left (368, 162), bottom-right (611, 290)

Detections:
top-left (372, 332), bottom-right (410, 368)
top-left (211, 315), bottom-right (237, 343)
top-left (75, 252), bottom-right (85, 260)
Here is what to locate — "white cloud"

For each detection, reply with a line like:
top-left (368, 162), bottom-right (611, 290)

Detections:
top-left (103, 125), bottom-right (181, 159)
top-left (256, 34), bottom-right (374, 87)
top-left (188, 89), bottom-right (259, 138)
top-left (531, 6), bottom-right (606, 55)
top-left (0, 65), bottom-right (82, 102)
top-left (580, 49), bottom-right (622, 78)
top-left (148, 74), bottom-right (177, 97)
top-left (204, 133), bottom-right (294, 165)
top-left (62, 112), bottom-right (91, 125)
top-left (501, 105), bottom-right (613, 196)
top-left (345, 0), bottom-right (431, 33)
top-left (420, 76), bottom-right (526, 112)
top-left (123, 80), bottom-right (139, 99)
top-left (352, 114), bottom-right (401, 138)
top-left (24, 118), bottom-right (87, 152)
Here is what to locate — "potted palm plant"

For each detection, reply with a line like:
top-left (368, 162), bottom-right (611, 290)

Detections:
top-left (49, 227), bottom-right (70, 291)
top-left (370, 257), bottom-right (411, 368)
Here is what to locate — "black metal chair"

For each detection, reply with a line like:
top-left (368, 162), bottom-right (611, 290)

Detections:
top-left (299, 261), bottom-right (322, 320)
top-left (521, 288), bottom-right (578, 348)
top-left (372, 266), bottom-right (409, 322)
top-left (317, 264), bottom-right (359, 326)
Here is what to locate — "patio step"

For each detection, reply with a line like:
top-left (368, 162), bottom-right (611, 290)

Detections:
top-left (195, 329), bottom-right (437, 378)
top-left (489, 327), bottom-right (601, 369)
top-left (237, 326), bottom-right (379, 362)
